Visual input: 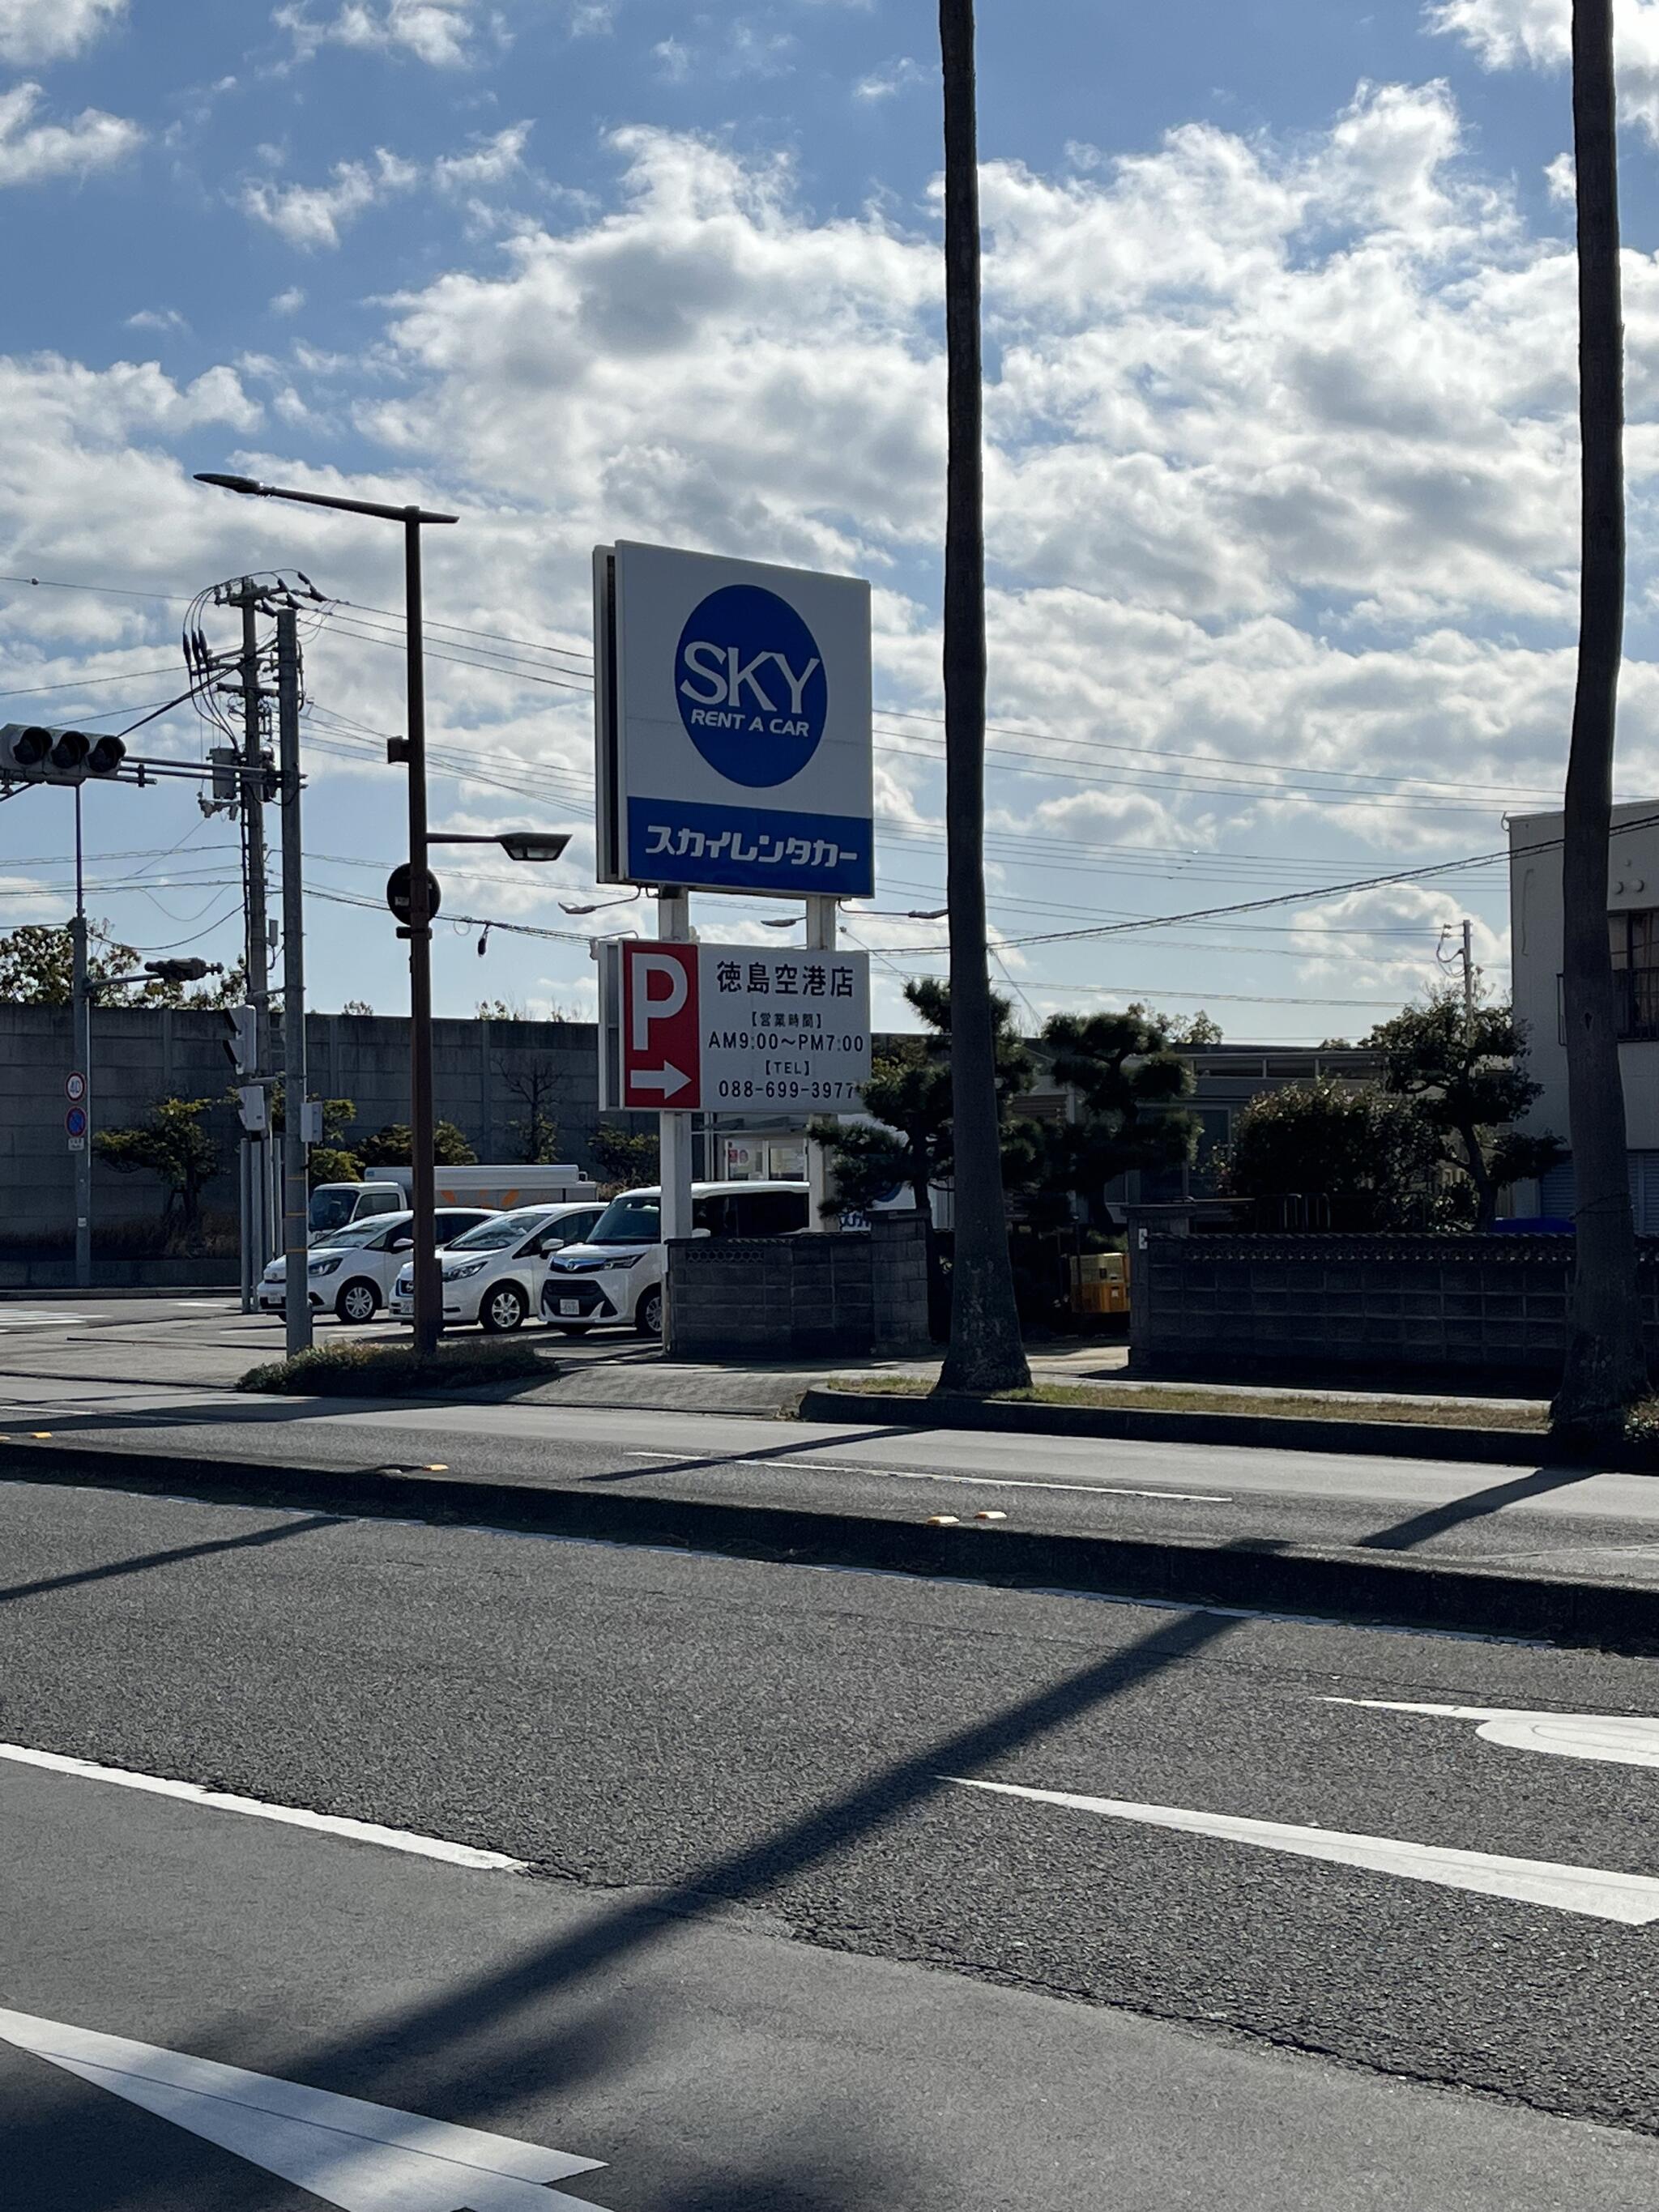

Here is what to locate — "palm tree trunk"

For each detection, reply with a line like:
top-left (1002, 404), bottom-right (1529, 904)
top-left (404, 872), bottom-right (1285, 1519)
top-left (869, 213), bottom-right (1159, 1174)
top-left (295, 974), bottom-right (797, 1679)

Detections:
top-left (936, 0), bottom-right (1030, 1394)
top-left (1555, 0), bottom-right (1648, 1430)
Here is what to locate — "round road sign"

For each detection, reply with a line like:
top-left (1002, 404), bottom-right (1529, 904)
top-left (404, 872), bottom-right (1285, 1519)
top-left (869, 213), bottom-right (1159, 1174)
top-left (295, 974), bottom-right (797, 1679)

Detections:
top-left (65, 1072), bottom-right (86, 1103)
top-left (386, 864), bottom-right (442, 925)
top-left (65, 1106), bottom-right (88, 1140)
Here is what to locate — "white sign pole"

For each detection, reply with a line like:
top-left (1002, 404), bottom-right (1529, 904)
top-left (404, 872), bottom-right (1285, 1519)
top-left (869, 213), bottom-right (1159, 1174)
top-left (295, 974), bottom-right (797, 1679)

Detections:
top-left (658, 889), bottom-right (696, 1269)
top-left (805, 894), bottom-right (840, 1232)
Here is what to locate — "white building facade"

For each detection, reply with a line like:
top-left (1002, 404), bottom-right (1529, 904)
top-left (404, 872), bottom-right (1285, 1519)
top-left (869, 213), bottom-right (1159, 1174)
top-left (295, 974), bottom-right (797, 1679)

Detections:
top-left (1509, 800), bottom-right (1659, 1228)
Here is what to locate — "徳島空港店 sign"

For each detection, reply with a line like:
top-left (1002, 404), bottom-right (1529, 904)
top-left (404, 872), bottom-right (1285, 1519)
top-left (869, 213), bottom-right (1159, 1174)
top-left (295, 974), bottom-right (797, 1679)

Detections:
top-left (609, 941), bottom-right (870, 1113)
top-left (595, 540), bottom-right (872, 900)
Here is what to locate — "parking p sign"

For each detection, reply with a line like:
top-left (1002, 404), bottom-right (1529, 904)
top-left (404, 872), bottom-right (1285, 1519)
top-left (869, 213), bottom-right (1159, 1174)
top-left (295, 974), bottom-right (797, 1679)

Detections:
top-left (596, 541), bottom-right (872, 898)
top-left (611, 941), bottom-right (871, 1114)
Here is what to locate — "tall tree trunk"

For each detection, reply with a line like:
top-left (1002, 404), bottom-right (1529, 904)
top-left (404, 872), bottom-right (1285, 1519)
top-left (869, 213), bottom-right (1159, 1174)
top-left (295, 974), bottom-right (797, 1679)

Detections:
top-left (936, 0), bottom-right (1030, 1394)
top-left (1555, 0), bottom-right (1648, 1430)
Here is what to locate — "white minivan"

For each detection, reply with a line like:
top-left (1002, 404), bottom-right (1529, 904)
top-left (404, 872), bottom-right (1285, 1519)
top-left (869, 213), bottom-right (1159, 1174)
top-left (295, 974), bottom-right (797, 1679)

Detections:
top-left (390, 1200), bottom-right (607, 1333)
top-left (542, 1180), bottom-right (811, 1337)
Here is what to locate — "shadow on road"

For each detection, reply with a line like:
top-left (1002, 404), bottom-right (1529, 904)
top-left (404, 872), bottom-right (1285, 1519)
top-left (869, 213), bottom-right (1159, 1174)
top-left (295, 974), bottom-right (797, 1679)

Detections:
top-left (6, 1592), bottom-right (1241, 2207)
top-left (579, 1426), bottom-right (928, 1484)
top-left (1357, 1463), bottom-right (1607, 1553)
top-left (0, 1511), bottom-right (341, 1607)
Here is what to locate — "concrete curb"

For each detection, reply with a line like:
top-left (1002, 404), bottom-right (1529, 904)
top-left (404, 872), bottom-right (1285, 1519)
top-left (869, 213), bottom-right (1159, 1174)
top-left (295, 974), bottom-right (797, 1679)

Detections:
top-left (797, 1385), bottom-right (1641, 1472)
top-left (3, 1434), bottom-right (1657, 1651)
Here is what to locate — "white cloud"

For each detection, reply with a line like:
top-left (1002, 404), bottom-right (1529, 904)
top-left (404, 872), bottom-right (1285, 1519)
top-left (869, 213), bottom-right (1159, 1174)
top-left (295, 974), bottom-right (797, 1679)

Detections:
top-left (0, 81), bottom-right (141, 185)
top-left (270, 285), bottom-right (306, 314)
top-left (0, 0), bottom-right (124, 64)
top-left (125, 306), bottom-right (188, 334)
top-left (855, 56), bottom-right (926, 101)
top-left (244, 129), bottom-right (531, 249)
top-left (1429, 0), bottom-right (1659, 143)
top-left (433, 121), bottom-right (531, 193)
top-left (368, 127), bottom-right (940, 564)
top-left (1286, 882), bottom-right (1507, 1002)
top-left (241, 147), bottom-right (420, 249)
top-left (14, 79), bottom-right (1659, 1026)
top-left (274, 0), bottom-right (496, 68)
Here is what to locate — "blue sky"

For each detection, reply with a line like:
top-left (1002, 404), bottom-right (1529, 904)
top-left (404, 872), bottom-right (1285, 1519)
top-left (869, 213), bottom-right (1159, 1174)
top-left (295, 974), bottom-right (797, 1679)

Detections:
top-left (1, 0), bottom-right (1657, 1038)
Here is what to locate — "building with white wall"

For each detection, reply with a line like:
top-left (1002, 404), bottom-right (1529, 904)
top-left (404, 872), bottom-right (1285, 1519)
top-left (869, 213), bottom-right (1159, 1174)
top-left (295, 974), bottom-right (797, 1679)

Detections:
top-left (1510, 799), bottom-right (1659, 1226)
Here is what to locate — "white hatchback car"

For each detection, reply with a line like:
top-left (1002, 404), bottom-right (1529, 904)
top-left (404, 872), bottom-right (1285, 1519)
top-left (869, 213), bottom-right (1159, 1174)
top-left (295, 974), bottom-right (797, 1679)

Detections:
top-left (390, 1200), bottom-right (608, 1333)
top-left (542, 1180), bottom-right (810, 1337)
top-left (258, 1206), bottom-right (499, 1324)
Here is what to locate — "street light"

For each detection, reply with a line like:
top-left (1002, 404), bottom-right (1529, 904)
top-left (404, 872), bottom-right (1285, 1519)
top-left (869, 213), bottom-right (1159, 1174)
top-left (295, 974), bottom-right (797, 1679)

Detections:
top-left (196, 467), bottom-right (457, 1355)
top-left (429, 831), bottom-right (571, 865)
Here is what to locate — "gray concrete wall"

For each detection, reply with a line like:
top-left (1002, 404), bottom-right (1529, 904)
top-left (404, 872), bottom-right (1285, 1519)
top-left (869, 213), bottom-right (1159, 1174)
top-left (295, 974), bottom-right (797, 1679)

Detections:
top-left (665, 1214), bottom-right (930, 1362)
top-left (1128, 1230), bottom-right (1659, 1385)
top-left (0, 1003), bottom-right (635, 1250)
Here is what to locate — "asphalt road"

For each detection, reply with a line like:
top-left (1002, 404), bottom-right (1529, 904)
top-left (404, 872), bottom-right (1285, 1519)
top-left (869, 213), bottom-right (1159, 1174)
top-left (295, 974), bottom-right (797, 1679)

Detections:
top-left (1, 1362), bottom-right (1656, 1582)
top-left (6, 1470), bottom-right (1659, 2207)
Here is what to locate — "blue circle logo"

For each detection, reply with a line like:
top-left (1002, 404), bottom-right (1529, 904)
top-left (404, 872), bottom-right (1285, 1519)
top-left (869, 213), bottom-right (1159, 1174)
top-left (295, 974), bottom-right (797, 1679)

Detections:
top-left (675, 584), bottom-right (828, 788)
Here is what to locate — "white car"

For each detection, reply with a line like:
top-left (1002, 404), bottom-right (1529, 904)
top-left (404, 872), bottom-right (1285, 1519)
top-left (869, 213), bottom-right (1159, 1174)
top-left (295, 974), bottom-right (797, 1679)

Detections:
top-left (390, 1200), bottom-right (608, 1333)
top-left (542, 1180), bottom-right (810, 1338)
top-left (258, 1206), bottom-right (499, 1324)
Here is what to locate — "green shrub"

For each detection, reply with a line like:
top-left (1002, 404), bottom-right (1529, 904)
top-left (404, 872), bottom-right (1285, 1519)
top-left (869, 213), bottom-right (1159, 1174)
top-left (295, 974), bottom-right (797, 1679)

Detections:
top-left (239, 1337), bottom-right (554, 1397)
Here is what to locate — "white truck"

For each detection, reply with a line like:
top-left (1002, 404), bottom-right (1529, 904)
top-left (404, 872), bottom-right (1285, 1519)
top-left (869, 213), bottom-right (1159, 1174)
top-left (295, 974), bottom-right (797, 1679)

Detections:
top-left (308, 1164), bottom-right (599, 1240)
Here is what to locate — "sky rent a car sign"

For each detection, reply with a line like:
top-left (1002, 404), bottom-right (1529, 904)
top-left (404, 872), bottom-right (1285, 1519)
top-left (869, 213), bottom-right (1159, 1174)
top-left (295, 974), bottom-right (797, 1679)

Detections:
top-left (596, 541), bottom-right (872, 897)
top-left (618, 941), bottom-right (871, 1112)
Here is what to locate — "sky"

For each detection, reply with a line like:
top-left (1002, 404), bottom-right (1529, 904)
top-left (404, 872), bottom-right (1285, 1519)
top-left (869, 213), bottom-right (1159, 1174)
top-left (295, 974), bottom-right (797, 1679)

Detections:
top-left (1, 0), bottom-right (1657, 1038)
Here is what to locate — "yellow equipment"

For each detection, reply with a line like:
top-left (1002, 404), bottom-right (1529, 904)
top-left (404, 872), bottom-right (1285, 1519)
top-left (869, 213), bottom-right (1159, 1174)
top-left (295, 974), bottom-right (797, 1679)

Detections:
top-left (1070, 1251), bottom-right (1128, 1319)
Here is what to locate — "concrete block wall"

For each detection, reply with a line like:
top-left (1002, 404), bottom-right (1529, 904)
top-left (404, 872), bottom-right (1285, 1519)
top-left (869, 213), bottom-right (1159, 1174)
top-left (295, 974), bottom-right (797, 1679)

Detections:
top-left (665, 1213), bottom-right (929, 1362)
top-left (0, 1002), bottom-right (633, 1248)
top-left (1128, 1233), bottom-right (1659, 1383)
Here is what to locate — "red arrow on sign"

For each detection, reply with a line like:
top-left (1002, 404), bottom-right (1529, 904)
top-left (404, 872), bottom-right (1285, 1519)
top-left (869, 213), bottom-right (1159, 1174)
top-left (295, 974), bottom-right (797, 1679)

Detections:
top-left (621, 941), bottom-right (701, 1110)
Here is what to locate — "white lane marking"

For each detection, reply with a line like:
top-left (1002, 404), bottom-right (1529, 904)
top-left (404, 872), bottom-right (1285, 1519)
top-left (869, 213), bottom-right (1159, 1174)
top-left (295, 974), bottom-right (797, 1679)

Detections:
top-left (0, 2009), bottom-right (610, 2210)
top-left (618, 1448), bottom-right (1230, 1504)
top-left (0, 1742), bottom-right (529, 1873)
top-left (0, 1309), bottom-right (89, 1329)
top-left (947, 1775), bottom-right (1659, 1924)
top-left (1325, 1697), bottom-right (1659, 1769)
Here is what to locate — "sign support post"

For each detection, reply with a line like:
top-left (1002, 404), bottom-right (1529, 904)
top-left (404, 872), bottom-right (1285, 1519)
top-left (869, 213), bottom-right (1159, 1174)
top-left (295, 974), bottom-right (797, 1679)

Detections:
top-left (805, 894), bottom-right (839, 1232)
top-left (658, 889), bottom-right (695, 1252)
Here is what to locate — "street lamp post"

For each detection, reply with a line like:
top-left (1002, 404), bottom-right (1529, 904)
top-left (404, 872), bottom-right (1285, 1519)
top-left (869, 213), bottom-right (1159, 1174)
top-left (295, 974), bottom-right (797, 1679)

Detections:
top-left (194, 472), bottom-right (457, 1354)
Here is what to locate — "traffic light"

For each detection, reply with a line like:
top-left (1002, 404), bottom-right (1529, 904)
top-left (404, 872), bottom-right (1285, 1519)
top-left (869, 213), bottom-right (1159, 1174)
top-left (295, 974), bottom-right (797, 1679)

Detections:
top-left (0, 724), bottom-right (126, 784)
top-left (144, 958), bottom-right (212, 986)
top-left (222, 1004), bottom-right (258, 1074)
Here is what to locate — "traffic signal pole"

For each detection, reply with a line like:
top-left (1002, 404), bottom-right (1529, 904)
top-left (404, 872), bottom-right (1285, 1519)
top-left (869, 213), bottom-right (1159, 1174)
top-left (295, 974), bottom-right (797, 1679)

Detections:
top-left (71, 785), bottom-right (91, 1289)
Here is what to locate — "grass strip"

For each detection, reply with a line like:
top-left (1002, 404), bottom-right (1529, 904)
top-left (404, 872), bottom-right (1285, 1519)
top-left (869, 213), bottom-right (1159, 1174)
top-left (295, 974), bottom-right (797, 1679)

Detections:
top-left (834, 1374), bottom-right (1549, 1430)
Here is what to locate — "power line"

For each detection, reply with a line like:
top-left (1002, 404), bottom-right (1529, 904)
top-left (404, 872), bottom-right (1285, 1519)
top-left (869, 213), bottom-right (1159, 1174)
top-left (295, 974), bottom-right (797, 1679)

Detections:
top-left (0, 663), bottom-right (183, 702)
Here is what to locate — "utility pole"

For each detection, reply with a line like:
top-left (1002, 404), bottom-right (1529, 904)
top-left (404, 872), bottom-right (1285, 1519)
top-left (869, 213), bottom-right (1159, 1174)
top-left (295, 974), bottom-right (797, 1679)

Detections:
top-left (276, 606), bottom-right (311, 1357)
top-left (70, 786), bottom-right (91, 1289)
top-left (224, 578), bottom-right (273, 1311)
top-left (190, 471), bottom-right (457, 1358)
top-left (1461, 917), bottom-right (1475, 1023)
